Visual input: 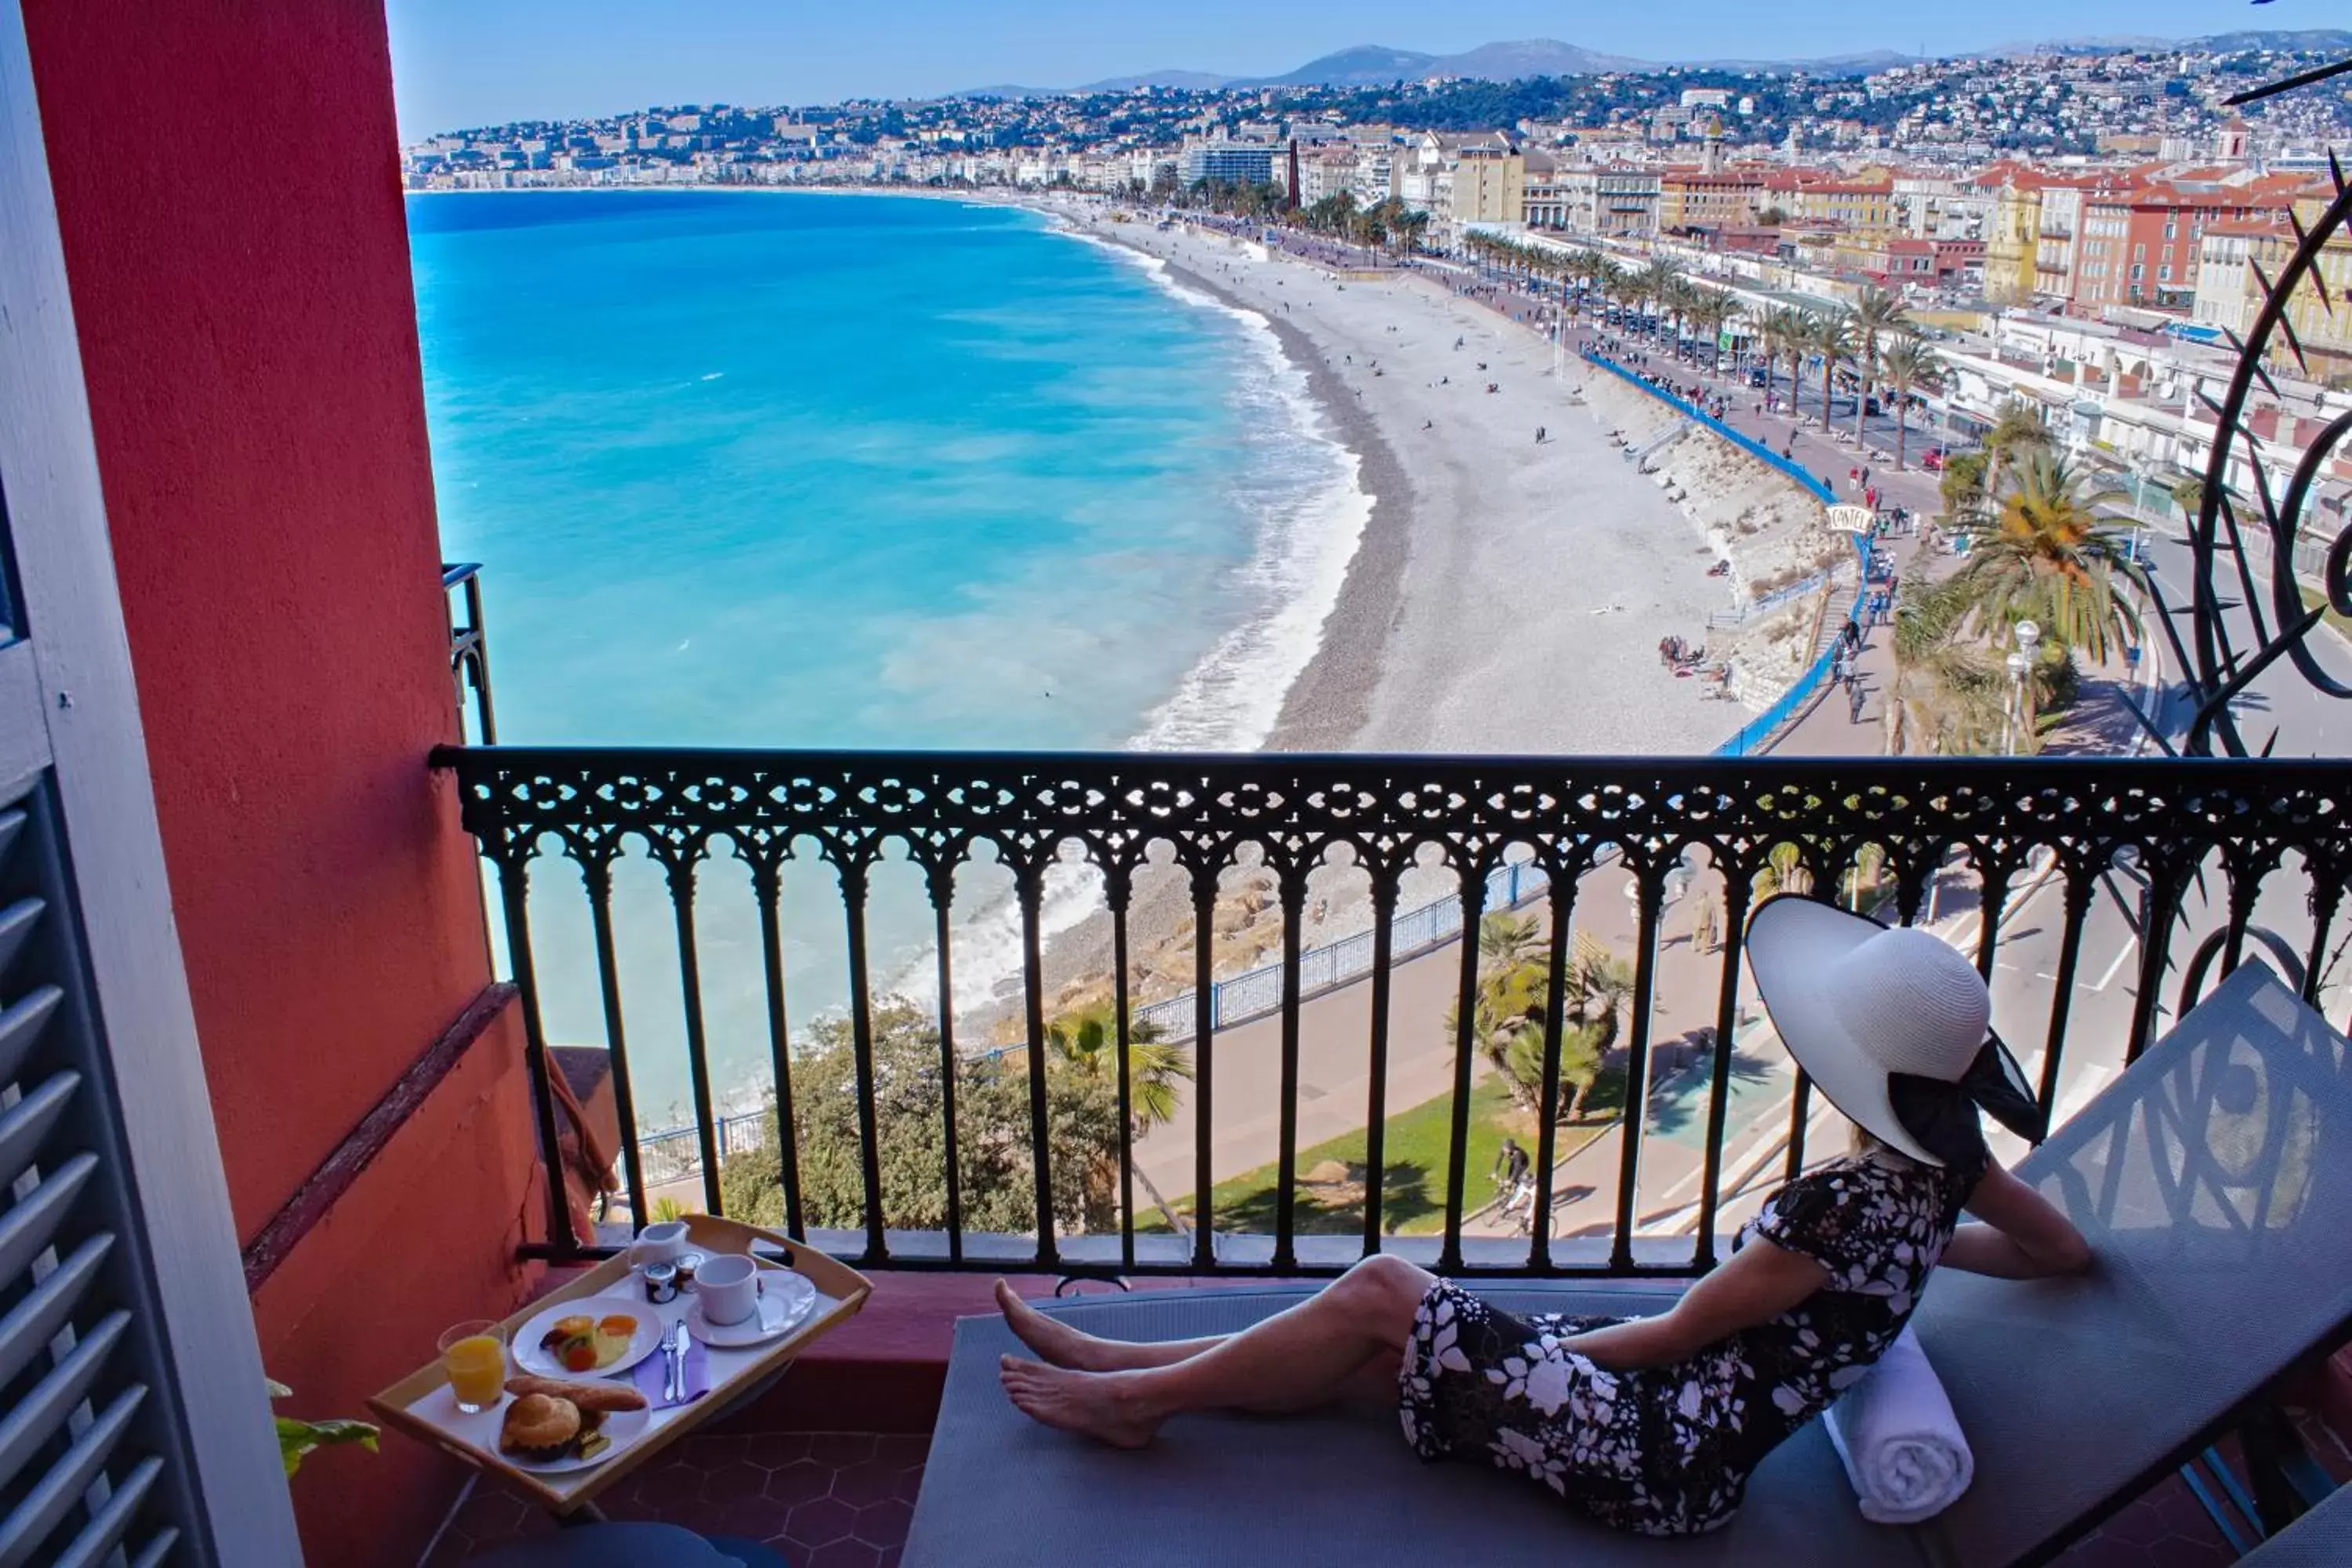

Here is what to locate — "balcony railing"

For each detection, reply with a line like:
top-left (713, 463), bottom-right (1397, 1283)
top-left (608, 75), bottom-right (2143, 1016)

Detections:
top-left (437, 743), bottom-right (2350, 1283)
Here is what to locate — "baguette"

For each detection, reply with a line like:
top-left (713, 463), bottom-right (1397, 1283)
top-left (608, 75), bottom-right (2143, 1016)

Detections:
top-left (502, 1374), bottom-right (648, 1413)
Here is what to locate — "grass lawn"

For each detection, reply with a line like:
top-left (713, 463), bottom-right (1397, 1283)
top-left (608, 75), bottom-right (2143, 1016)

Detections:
top-left (1145, 1077), bottom-right (1554, 1238)
top-left (2300, 584), bottom-right (2351, 639)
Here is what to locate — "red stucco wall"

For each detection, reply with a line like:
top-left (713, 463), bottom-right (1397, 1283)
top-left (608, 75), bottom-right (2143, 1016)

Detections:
top-left (23, 3), bottom-right (539, 1561)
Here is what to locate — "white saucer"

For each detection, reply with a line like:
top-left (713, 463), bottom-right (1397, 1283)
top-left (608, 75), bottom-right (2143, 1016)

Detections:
top-left (687, 1275), bottom-right (818, 1348)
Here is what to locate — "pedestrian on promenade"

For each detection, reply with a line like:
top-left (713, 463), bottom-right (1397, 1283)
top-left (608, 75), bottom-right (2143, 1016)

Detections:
top-left (1849, 679), bottom-right (1867, 725)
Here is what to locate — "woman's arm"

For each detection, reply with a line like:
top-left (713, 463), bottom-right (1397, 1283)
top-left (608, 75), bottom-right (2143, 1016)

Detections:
top-left (1940, 1163), bottom-right (2093, 1279)
top-left (1559, 1240), bottom-right (1829, 1371)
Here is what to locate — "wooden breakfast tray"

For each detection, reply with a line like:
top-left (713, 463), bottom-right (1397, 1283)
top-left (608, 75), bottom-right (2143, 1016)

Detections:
top-left (368, 1216), bottom-right (871, 1514)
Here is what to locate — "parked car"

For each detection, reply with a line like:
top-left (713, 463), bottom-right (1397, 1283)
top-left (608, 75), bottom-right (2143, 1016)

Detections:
top-left (1922, 447), bottom-right (1947, 471)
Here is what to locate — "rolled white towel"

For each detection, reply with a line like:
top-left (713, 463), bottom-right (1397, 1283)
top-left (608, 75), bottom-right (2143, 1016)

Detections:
top-left (1823, 1326), bottom-right (1973, 1525)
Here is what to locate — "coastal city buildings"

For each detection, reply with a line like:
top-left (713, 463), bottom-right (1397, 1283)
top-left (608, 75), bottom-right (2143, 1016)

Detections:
top-left (397, 35), bottom-right (2352, 512)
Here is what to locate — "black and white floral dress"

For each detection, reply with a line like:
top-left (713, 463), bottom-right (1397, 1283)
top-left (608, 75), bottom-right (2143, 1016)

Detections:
top-left (1398, 1149), bottom-right (1985, 1536)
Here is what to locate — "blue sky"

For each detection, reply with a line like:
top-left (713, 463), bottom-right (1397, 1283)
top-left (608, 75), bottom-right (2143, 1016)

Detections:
top-left (386, 1), bottom-right (2302, 136)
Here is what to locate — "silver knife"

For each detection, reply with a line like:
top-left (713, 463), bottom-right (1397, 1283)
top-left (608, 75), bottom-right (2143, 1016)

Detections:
top-left (672, 1322), bottom-right (693, 1404)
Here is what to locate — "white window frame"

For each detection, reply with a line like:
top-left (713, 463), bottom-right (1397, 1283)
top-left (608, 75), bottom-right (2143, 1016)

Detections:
top-left (0, 4), bottom-right (303, 1561)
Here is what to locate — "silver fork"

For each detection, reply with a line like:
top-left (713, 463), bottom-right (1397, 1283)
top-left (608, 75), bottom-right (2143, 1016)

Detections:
top-left (661, 1319), bottom-right (684, 1404)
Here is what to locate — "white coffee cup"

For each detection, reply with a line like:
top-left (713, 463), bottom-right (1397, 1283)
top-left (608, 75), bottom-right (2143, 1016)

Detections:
top-left (696, 1254), bottom-right (764, 1327)
top-left (631, 1219), bottom-right (689, 1269)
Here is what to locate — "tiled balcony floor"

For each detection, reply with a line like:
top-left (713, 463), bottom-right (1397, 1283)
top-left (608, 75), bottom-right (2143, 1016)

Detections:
top-left (421, 1432), bottom-right (924, 1567)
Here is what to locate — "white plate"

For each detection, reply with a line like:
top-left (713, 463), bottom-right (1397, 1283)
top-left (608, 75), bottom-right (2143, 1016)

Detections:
top-left (513, 1295), bottom-right (662, 1379)
top-left (506, 1403), bottom-right (650, 1473)
top-left (687, 1274), bottom-right (818, 1348)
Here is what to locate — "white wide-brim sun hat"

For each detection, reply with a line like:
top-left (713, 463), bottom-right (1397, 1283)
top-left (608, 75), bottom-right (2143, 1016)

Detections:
top-left (1744, 893), bottom-right (2027, 1167)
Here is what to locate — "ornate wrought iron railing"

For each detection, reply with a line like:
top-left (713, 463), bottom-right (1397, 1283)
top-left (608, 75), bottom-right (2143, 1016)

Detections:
top-left (436, 744), bottom-right (2350, 1279)
top-left (442, 561), bottom-right (497, 745)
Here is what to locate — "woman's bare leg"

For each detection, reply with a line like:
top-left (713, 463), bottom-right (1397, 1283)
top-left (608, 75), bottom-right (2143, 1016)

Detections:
top-left (996, 1281), bottom-right (1230, 1370)
top-left (998, 1255), bottom-right (1434, 1447)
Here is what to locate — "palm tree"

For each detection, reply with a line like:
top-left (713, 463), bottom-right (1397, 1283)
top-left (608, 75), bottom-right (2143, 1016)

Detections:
top-left (1951, 452), bottom-right (2142, 662)
top-left (1639, 260), bottom-right (1681, 346)
top-left (1759, 307), bottom-right (1806, 412)
top-left (1046, 1002), bottom-right (1194, 1134)
top-left (1939, 451), bottom-right (1988, 522)
top-left (1878, 336), bottom-right (1943, 471)
top-left (1981, 401), bottom-right (2052, 499)
top-left (1849, 287), bottom-right (1909, 445)
top-left (1885, 578), bottom-right (2010, 755)
top-left (2168, 474), bottom-right (2211, 524)
top-left (1806, 311), bottom-right (1857, 431)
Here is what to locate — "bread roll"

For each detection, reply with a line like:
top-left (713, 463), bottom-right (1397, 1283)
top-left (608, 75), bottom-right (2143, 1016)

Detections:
top-left (503, 1374), bottom-right (648, 1414)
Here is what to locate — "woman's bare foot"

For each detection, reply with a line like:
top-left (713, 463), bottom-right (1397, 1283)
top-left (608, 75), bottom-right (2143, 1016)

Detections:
top-left (993, 1279), bottom-right (1127, 1371)
top-left (999, 1356), bottom-right (1160, 1448)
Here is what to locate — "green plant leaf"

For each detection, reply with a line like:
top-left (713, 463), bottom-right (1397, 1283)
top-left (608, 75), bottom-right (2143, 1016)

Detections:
top-left (265, 1379), bottom-right (293, 1400)
top-left (277, 1416), bottom-right (379, 1477)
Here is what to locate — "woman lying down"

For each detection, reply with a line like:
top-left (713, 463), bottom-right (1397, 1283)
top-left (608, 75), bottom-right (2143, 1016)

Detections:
top-left (994, 896), bottom-right (2093, 1537)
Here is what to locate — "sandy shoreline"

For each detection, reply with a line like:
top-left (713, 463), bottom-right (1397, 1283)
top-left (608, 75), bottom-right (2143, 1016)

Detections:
top-left (990, 199), bottom-right (1838, 1027)
top-left (1048, 203), bottom-right (1743, 758)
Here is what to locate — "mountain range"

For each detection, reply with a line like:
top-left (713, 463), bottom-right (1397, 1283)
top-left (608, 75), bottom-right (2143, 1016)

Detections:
top-left (960, 29), bottom-right (2352, 99)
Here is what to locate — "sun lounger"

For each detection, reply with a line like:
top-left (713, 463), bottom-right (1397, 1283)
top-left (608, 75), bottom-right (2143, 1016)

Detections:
top-left (904, 961), bottom-right (2352, 1566)
top-left (2234, 1479), bottom-right (2350, 1565)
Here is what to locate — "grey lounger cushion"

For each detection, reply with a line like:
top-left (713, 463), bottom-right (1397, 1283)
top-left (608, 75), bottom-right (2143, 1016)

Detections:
top-left (906, 962), bottom-right (2352, 1567)
top-left (1906, 961), bottom-right (2352, 1566)
top-left (2235, 1481), bottom-right (2350, 1566)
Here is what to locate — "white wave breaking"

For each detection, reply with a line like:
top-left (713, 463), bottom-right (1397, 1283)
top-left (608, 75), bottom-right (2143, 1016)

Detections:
top-left (891, 220), bottom-right (1375, 1018)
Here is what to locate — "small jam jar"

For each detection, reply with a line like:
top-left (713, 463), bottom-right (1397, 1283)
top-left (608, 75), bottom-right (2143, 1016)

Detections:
top-left (673, 1251), bottom-right (706, 1290)
top-left (642, 1260), bottom-right (680, 1304)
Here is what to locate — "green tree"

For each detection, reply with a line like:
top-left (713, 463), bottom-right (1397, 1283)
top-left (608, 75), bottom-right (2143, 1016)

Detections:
top-left (1939, 450), bottom-right (1988, 521)
top-left (1878, 335), bottom-right (1942, 472)
top-left (1981, 401), bottom-right (2052, 499)
top-left (1849, 286), bottom-right (1909, 444)
top-left (1806, 311), bottom-right (1857, 431)
top-left (1446, 913), bottom-right (1611, 1123)
top-left (1952, 452), bottom-right (2142, 662)
top-left (1045, 1000), bottom-right (1193, 1134)
top-left (2169, 473), bottom-right (2213, 523)
top-left (720, 999), bottom-right (1124, 1239)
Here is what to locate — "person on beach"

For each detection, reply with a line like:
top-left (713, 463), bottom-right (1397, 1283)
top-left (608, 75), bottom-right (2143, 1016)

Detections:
top-left (993, 908), bottom-right (2087, 1537)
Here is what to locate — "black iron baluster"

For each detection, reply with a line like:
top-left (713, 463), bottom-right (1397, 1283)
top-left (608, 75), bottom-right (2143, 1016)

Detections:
top-left (926, 862), bottom-right (963, 1264)
top-left (659, 848), bottom-right (724, 1215)
top-left (1693, 872), bottom-right (1752, 1269)
top-left (1018, 862), bottom-right (1058, 1265)
top-left (495, 855), bottom-right (577, 1257)
top-left (1272, 864), bottom-right (1308, 1272)
top-left (2220, 863), bottom-right (2256, 978)
top-left (2303, 877), bottom-right (2341, 1014)
top-left (749, 853), bottom-right (806, 1240)
top-left (1973, 849), bottom-right (2013, 977)
top-left (1609, 866), bottom-right (1664, 1272)
top-left (1528, 865), bottom-right (1582, 1272)
top-left (1108, 866), bottom-right (1134, 1269)
top-left (1359, 873), bottom-right (1400, 1258)
top-left (2037, 870), bottom-right (2095, 1120)
top-left (1782, 1071), bottom-right (1814, 1185)
top-left (579, 852), bottom-right (649, 1229)
top-left (2125, 864), bottom-right (2188, 1064)
top-left (1438, 859), bottom-right (1489, 1273)
top-left (838, 858), bottom-right (888, 1261)
top-left (1190, 866), bottom-right (1218, 1270)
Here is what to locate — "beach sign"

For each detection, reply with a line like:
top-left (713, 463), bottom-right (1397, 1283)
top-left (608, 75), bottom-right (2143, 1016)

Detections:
top-left (1828, 504), bottom-right (1875, 535)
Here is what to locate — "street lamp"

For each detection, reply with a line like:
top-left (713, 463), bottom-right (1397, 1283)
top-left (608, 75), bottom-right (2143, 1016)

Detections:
top-left (2004, 651), bottom-right (2031, 754)
top-left (2004, 619), bottom-right (2042, 755)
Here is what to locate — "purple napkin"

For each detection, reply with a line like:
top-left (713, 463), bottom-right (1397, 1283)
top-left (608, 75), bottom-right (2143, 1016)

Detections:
top-left (631, 1327), bottom-right (710, 1410)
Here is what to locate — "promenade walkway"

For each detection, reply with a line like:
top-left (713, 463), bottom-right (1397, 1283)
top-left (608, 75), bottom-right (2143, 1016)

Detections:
top-left (1118, 223), bottom-right (2158, 1251)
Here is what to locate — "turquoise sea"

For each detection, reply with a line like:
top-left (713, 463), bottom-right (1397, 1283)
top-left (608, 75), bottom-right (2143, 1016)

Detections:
top-left (408, 191), bottom-right (1368, 1131)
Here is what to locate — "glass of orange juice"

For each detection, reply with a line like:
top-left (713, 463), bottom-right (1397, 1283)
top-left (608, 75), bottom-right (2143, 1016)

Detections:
top-left (437, 1319), bottom-right (506, 1414)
